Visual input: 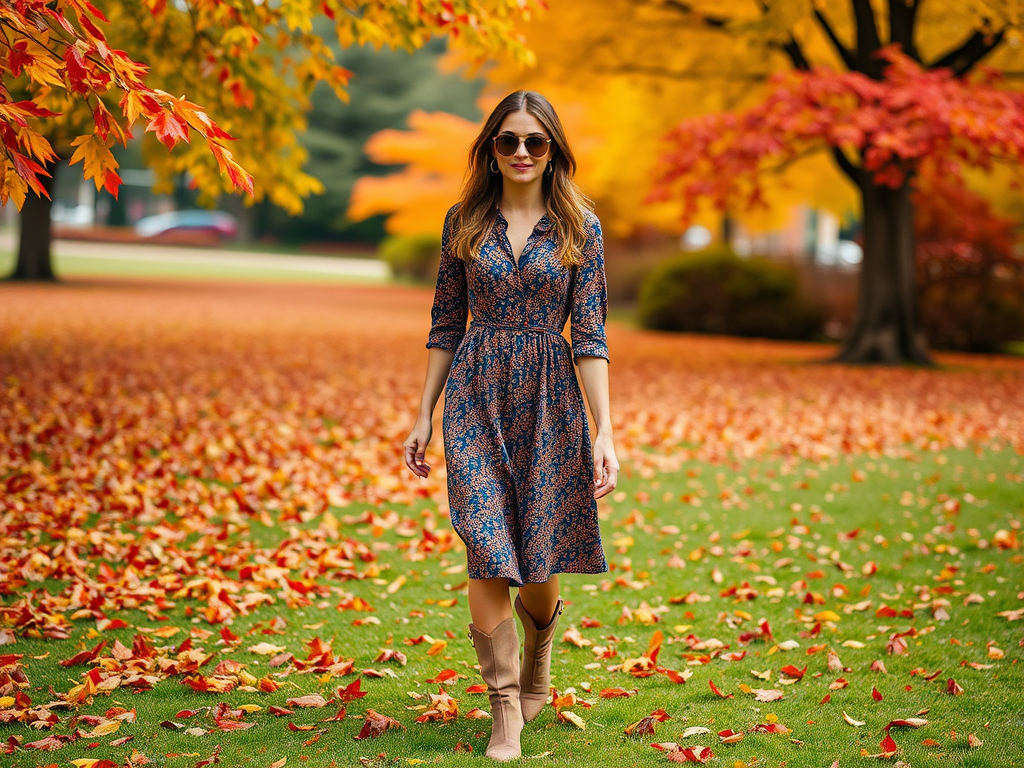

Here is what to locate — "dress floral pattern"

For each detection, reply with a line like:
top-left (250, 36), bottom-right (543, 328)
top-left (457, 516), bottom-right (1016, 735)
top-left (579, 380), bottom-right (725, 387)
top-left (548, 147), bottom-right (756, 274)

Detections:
top-left (426, 205), bottom-right (610, 587)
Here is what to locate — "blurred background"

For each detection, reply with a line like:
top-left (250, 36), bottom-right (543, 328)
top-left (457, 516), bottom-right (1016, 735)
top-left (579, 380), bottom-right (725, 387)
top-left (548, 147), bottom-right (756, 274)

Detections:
top-left (3, 1), bottom-right (1024, 358)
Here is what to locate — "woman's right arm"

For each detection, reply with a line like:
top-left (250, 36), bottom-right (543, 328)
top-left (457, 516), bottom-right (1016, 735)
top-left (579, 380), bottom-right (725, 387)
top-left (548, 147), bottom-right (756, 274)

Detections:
top-left (404, 348), bottom-right (455, 477)
top-left (404, 207), bottom-right (467, 477)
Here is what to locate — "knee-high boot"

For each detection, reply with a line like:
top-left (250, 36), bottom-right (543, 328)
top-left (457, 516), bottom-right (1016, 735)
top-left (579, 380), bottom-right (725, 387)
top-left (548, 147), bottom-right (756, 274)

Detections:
top-left (514, 595), bottom-right (564, 722)
top-left (469, 617), bottom-right (524, 760)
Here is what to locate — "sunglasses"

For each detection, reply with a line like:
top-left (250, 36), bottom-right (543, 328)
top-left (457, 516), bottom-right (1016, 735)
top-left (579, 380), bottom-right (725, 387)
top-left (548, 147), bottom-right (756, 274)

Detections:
top-left (492, 133), bottom-right (552, 158)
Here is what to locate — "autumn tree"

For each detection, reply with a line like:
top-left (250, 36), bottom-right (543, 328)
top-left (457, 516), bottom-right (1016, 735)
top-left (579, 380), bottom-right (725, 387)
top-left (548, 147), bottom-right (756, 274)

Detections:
top-left (370, 1), bottom-right (1024, 364)
top-left (1, 0), bottom-right (538, 280)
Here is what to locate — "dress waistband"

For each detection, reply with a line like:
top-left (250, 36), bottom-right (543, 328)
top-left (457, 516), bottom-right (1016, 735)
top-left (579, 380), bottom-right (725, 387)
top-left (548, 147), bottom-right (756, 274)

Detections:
top-left (470, 319), bottom-right (562, 336)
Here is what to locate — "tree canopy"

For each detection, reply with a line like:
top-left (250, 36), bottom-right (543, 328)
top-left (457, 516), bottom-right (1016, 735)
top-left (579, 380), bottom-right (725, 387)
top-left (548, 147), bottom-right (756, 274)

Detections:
top-left (0, 0), bottom-right (539, 212)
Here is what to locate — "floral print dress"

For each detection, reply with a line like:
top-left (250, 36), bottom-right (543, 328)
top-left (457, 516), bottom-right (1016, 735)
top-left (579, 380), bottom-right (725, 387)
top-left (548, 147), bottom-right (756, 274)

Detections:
top-left (426, 205), bottom-right (610, 587)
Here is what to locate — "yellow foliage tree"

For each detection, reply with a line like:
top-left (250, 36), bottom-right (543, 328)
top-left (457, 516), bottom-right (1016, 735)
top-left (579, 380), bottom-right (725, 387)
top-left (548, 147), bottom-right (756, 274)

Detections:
top-left (352, 0), bottom-right (1024, 363)
top-left (4, 0), bottom-right (540, 280)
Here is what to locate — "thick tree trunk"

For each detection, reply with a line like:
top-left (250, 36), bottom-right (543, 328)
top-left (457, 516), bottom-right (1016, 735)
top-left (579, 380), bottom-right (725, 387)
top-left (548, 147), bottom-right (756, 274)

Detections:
top-left (832, 180), bottom-right (933, 365)
top-left (10, 161), bottom-right (58, 281)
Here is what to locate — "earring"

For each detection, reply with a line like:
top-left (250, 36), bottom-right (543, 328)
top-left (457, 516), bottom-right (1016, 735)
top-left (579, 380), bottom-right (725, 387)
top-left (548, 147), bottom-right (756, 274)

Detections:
top-left (546, 161), bottom-right (554, 175)
top-left (490, 157), bottom-right (499, 174)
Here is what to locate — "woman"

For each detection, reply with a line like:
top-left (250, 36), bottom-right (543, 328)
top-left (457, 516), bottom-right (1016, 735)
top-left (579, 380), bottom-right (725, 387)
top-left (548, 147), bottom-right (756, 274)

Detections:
top-left (403, 90), bottom-right (618, 761)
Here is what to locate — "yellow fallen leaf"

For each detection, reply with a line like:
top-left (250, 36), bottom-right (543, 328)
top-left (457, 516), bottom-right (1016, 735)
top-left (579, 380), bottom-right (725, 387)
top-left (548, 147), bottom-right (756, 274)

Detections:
top-left (387, 575), bottom-right (406, 594)
top-left (558, 710), bottom-right (586, 730)
top-left (0, 696), bottom-right (14, 708)
top-left (842, 711), bottom-right (865, 727)
top-left (237, 704), bottom-right (262, 713)
top-left (152, 626), bottom-right (181, 638)
top-left (248, 643), bottom-right (287, 655)
top-left (89, 720), bottom-right (120, 736)
top-left (814, 611), bottom-right (841, 622)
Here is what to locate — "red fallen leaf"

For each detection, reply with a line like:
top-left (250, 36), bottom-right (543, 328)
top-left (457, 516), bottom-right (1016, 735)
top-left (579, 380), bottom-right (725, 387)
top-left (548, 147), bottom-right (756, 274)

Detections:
top-left (110, 736), bottom-right (134, 747)
top-left (599, 687), bottom-right (637, 698)
top-left (819, 693), bottom-right (831, 705)
top-left (708, 680), bottom-right (733, 698)
top-left (829, 678), bottom-right (848, 690)
top-left (875, 605), bottom-right (898, 618)
top-left (658, 667), bottom-right (691, 684)
top-left (625, 708), bottom-right (670, 736)
top-left (427, 668), bottom-right (467, 684)
top-left (581, 616), bottom-right (602, 628)
top-left (23, 735), bottom-right (67, 750)
top-left (805, 570), bottom-right (825, 579)
top-left (872, 686), bottom-right (883, 701)
top-left (880, 732), bottom-right (898, 753)
top-left (322, 706), bottom-right (347, 722)
top-left (267, 706), bottom-right (294, 716)
top-left (666, 745), bottom-right (715, 763)
top-left (718, 729), bottom-right (744, 744)
top-left (465, 684), bottom-right (487, 694)
top-left (921, 738), bottom-right (940, 746)
top-left (219, 627), bottom-right (240, 645)
top-left (871, 660), bottom-right (888, 674)
top-left (288, 722), bottom-right (316, 731)
top-left (806, 644), bottom-right (828, 655)
top-left (750, 722), bottom-right (792, 735)
top-left (723, 651), bottom-right (747, 662)
top-left (59, 640), bottom-right (107, 667)
top-left (886, 635), bottom-right (909, 656)
top-left (353, 709), bottom-right (405, 740)
top-left (885, 718), bottom-right (928, 730)
top-left (779, 664), bottom-right (807, 679)
top-left (176, 709), bottom-right (202, 718)
top-left (336, 678), bottom-right (367, 702)
top-left (946, 678), bottom-right (964, 695)
top-left (216, 717), bottom-right (254, 730)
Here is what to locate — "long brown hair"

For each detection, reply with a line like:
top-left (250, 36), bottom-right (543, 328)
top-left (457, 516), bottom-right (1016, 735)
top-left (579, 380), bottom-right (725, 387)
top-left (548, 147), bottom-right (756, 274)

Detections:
top-left (451, 91), bottom-right (593, 267)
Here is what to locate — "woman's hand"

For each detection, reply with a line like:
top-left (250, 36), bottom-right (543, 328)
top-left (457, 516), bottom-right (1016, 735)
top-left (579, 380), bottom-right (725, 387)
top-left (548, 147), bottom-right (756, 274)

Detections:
top-left (593, 431), bottom-right (619, 499)
top-left (404, 416), bottom-right (433, 477)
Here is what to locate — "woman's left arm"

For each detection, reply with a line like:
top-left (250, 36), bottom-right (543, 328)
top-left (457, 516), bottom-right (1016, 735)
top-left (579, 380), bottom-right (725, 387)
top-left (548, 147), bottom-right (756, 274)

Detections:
top-left (577, 357), bottom-right (618, 498)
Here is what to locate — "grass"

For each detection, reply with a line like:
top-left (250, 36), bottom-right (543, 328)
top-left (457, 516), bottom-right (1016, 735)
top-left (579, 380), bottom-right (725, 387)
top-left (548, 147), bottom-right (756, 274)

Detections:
top-left (0, 249), bottom-right (386, 284)
top-left (5, 447), bottom-right (1022, 768)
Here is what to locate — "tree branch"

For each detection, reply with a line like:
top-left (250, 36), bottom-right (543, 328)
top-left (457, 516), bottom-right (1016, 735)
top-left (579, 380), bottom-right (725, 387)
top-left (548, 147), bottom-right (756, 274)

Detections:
top-left (832, 146), bottom-right (864, 186)
top-left (930, 28), bottom-right (1006, 76)
top-left (659, 0), bottom-right (731, 28)
top-left (888, 0), bottom-right (921, 62)
top-left (811, 7), bottom-right (855, 69)
top-left (851, 0), bottom-right (883, 75)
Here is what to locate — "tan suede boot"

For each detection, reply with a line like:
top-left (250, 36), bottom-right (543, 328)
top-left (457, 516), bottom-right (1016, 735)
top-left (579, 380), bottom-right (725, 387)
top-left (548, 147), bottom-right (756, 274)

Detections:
top-left (469, 617), bottom-right (524, 760)
top-left (514, 595), bottom-right (564, 721)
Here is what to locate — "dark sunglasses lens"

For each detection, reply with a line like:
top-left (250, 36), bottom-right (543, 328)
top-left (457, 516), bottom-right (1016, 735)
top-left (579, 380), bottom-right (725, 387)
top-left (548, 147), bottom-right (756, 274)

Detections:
top-left (494, 136), bottom-right (518, 156)
top-left (524, 137), bottom-right (549, 157)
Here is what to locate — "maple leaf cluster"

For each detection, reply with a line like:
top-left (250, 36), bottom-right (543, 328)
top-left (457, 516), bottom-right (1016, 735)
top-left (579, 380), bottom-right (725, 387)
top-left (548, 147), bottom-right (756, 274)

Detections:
top-left (0, 0), bottom-right (540, 209)
top-left (652, 47), bottom-right (1024, 222)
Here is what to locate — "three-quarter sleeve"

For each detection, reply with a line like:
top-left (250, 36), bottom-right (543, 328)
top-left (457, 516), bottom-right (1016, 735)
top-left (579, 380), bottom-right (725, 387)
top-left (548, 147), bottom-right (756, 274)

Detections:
top-left (570, 214), bottom-right (609, 364)
top-left (426, 206), bottom-right (468, 351)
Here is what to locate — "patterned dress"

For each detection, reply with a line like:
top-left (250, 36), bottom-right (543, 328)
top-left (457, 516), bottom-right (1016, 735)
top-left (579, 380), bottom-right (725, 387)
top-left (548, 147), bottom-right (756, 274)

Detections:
top-left (426, 205), bottom-right (610, 587)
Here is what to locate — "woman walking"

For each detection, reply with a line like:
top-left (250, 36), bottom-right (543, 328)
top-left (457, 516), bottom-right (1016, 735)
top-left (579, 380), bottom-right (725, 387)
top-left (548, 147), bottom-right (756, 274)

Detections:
top-left (403, 90), bottom-right (618, 761)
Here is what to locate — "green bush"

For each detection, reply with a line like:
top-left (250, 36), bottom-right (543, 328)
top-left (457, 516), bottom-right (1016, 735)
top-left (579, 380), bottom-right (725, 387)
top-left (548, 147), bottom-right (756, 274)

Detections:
top-left (637, 247), bottom-right (825, 340)
top-left (378, 235), bottom-right (441, 282)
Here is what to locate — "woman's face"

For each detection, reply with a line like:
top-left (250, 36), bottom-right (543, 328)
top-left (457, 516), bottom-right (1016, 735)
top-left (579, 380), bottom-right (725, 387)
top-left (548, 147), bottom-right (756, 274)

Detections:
top-left (492, 109), bottom-right (552, 186)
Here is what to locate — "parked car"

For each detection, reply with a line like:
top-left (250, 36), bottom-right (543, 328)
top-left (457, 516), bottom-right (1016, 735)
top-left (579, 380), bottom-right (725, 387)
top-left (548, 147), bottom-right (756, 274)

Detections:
top-left (134, 209), bottom-right (238, 241)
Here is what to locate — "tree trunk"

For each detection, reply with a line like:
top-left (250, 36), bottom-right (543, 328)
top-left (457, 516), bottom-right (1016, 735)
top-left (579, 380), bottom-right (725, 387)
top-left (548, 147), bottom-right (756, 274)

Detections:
top-left (10, 161), bottom-right (58, 282)
top-left (832, 179), bottom-right (933, 365)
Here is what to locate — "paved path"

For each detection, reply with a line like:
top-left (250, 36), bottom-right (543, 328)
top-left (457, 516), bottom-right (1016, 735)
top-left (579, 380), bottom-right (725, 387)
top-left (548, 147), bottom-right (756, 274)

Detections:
top-left (0, 229), bottom-right (390, 280)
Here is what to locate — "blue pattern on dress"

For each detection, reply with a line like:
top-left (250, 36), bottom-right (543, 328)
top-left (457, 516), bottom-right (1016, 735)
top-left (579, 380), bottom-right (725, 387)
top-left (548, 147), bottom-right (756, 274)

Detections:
top-left (426, 205), bottom-right (610, 586)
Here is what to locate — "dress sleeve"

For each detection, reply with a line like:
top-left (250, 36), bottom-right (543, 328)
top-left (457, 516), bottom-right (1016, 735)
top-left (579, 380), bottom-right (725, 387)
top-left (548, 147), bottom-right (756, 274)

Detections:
top-left (570, 215), bottom-right (609, 364)
top-left (426, 206), bottom-right (468, 351)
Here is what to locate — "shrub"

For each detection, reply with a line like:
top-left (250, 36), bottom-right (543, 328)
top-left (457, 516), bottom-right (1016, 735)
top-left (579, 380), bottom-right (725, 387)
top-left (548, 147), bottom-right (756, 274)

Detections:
top-left (913, 179), bottom-right (1024, 352)
top-left (378, 235), bottom-right (441, 282)
top-left (637, 247), bottom-right (825, 340)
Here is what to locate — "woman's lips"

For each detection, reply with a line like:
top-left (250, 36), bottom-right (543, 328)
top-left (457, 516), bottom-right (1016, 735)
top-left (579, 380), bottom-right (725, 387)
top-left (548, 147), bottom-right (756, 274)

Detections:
top-left (510, 164), bottom-right (532, 170)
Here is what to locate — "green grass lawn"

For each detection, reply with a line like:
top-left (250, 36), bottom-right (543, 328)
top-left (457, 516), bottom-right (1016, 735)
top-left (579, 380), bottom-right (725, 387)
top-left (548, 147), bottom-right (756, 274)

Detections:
top-left (4, 447), bottom-right (1022, 768)
top-left (0, 249), bottom-right (386, 284)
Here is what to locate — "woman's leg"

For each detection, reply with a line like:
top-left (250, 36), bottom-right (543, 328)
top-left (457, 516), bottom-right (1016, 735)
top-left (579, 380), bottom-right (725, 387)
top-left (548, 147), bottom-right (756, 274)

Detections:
top-left (516, 575), bottom-right (560, 625)
top-left (468, 577), bottom-right (513, 633)
top-left (515, 575), bottom-right (563, 722)
top-left (467, 576), bottom-right (522, 760)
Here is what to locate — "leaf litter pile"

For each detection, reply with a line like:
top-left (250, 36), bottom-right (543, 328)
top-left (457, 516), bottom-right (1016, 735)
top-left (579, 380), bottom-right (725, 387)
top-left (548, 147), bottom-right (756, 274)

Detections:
top-left (1, 280), bottom-right (1022, 768)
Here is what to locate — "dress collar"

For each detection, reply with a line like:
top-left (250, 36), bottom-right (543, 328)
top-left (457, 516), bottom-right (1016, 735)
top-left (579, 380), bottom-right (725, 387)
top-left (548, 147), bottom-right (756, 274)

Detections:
top-left (495, 208), bottom-right (553, 233)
